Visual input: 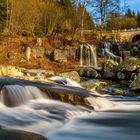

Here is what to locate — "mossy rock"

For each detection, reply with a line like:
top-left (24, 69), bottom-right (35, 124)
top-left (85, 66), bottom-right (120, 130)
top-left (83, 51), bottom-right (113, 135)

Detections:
top-left (119, 57), bottom-right (140, 72)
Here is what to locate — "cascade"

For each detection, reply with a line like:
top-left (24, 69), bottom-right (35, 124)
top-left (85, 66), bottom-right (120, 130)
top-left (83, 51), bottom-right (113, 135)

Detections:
top-left (101, 42), bottom-right (123, 63)
top-left (86, 96), bottom-right (114, 111)
top-left (0, 85), bottom-right (44, 107)
top-left (80, 44), bottom-right (98, 68)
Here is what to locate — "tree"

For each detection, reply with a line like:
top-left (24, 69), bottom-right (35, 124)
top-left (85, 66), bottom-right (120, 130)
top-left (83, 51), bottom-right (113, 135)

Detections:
top-left (0, 0), bottom-right (7, 31)
top-left (125, 8), bottom-right (133, 18)
top-left (90, 0), bottom-right (120, 31)
top-left (136, 12), bottom-right (140, 28)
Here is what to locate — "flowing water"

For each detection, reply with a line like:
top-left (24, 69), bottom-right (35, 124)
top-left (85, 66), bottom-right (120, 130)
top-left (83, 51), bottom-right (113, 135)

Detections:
top-left (0, 77), bottom-right (140, 140)
top-left (80, 44), bottom-right (98, 68)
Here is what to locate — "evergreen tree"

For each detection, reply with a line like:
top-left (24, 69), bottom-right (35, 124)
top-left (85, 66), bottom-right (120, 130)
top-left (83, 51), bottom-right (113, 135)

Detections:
top-left (125, 8), bottom-right (133, 18)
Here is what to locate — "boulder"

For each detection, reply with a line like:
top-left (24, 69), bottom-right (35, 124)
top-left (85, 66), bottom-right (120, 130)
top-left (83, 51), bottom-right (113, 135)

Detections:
top-left (101, 59), bottom-right (118, 79)
top-left (119, 57), bottom-right (140, 72)
top-left (80, 79), bottom-right (108, 91)
top-left (0, 128), bottom-right (47, 140)
top-left (59, 71), bottom-right (80, 82)
top-left (0, 66), bottom-right (24, 77)
top-left (64, 46), bottom-right (78, 60)
top-left (117, 71), bottom-right (130, 80)
top-left (52, 49), bottom-right (67, 62)
top-left (32, 47), bottom-right (45, 58)
top-left (130, 73), bottom-right (140, 90)
top-left (79, 67), bottom-right (98, 78)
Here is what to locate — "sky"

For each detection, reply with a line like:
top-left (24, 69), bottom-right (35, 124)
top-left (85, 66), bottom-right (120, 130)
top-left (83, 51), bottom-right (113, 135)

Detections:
top-left (121, 0), bottom-right (140, 12)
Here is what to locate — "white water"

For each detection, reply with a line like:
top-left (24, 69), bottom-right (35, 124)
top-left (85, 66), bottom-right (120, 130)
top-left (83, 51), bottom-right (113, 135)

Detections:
top-left (0, 85), bottom-right (44, 107)
top-left (49, 76), bottom-right (82, 88)
top-left (102, 42), bottom-right (123, 63)
top-left (0, 78), bottom-right (140, 140)
top-left (89, 45), bottom-right (98, 68)
top-left (80, 44), bottom-right (98, 68)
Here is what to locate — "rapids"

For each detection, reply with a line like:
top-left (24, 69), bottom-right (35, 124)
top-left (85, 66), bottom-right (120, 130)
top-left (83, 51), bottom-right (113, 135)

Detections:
top-left (0, 77), bottom-right (140, 140)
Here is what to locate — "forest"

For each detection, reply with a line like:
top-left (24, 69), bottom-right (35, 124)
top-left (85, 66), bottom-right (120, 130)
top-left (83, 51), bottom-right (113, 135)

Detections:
top-left (0, 0), bottom-right (140, 39)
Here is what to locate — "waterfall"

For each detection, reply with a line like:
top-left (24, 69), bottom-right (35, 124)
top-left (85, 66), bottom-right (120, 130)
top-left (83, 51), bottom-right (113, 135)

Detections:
top-left (86, 96), bottom-right (115, 111)
top-left (80, 44), bottom-right (84, 66)
top-left (89, 45), bottom-right (98, 68)
top-left (80, 44), bottom-right (98, 68)
top-left (0, 85), bottom-right (44, 107)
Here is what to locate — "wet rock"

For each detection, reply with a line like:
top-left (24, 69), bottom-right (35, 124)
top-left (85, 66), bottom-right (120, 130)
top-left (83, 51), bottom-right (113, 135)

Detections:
top-left (101, 59), bottom-right (118, 79)
top-left (0, 128), bottom-right (47, 140)
top-left (130, 73), bottom-right (140, 90)
top-left (52, 49), bottom-right (67, 62)
top-left (79, 67), bottom-right (98, 78)
top-left (59, 71), bottom-right (80, 82)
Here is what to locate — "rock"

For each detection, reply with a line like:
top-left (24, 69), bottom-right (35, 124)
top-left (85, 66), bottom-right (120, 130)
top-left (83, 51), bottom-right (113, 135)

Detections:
top-left (80, 79), bottom-right (108, 91)
top-left (25, 47), bottom-right (31, 61)
top-left (0, 128), bottom-right (47, 140)
top-left (45, 49), bottom-right (53, 58)
top-left (32, 47), bottom-right (45, 58)
top-left (130, 73), bottom-right (137, 82)
top-left (7, 52), bottom-right (15, 59)
top-left (52, 40), bottom-right (62, 48)
top-left (59, 71), bottom-right (80, 82)
top-left (36, 37), bottom-right (42, 46)
top-left (23, 69), bottom-right (54, 78)
top-left (79, 67), bottom-right (98, 78)
top-left (117, 71), bottom-right (130, 80)
top-left (130, 73), bottom-right (140, 90)
top-left (64, 46), bottom-right (78, 60)
top-left (119, 57), bottom-right (140, 72)
top-left (0, 66), bottom-right (24, 77)
top-left (101, 59), bottom-right (118, 79)
top-left (52, 49), bottom-right (67, 62)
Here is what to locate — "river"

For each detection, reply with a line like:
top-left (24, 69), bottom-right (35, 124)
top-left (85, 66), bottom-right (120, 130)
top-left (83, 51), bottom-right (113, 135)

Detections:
top-left (0, 77), bottom-right (139, 140)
